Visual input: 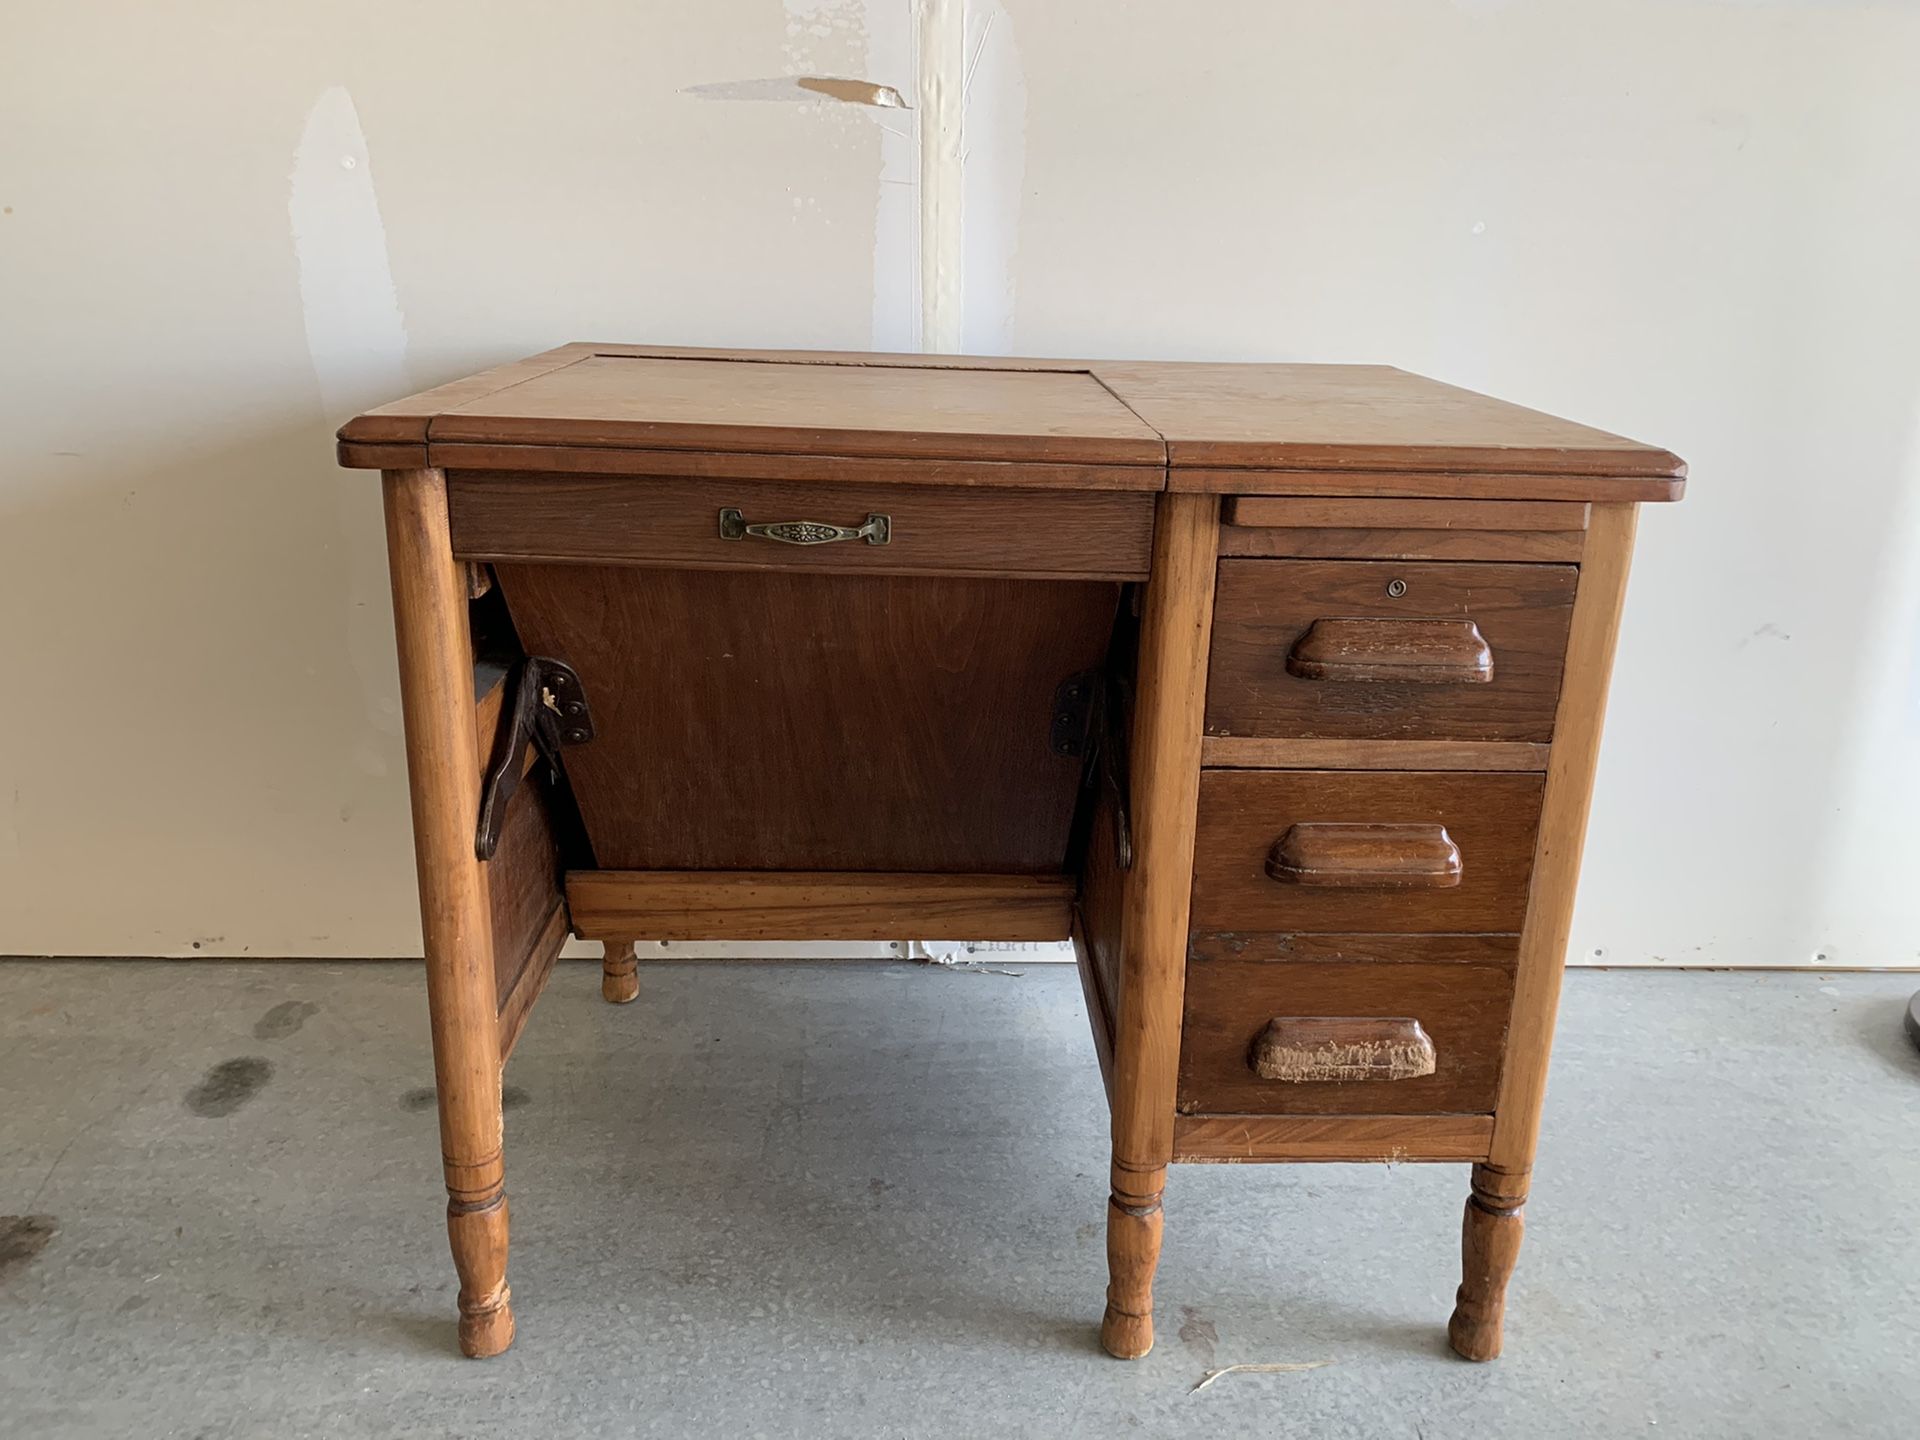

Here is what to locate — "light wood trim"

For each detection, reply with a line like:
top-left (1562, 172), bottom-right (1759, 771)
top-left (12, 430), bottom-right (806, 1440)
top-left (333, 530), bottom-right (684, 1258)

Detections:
top-left (1218, 527), bottom-right (1586, 563)
top-left (1224, 498), bottom-right (1588, 531)
top-left (1490, 503), bottom-right (1639, 1171)
top-left (381, 466), bottom-right (514, 1357)
top-left (1173, 1113), bottom-right (1494, 1163)
top-left (1172, 467), bottom-right (1683, 504)
top-left (564, 871), bottom-right (1074, 941)
top-left (1071, 919), bottom-right (1117, 1103)
top-left (1201, 737), bottom-right (1551, 771)
top-left (1102, 490), bottom-right (1220, 1359)
top-left (497, 903), bottom-right (568, 1064)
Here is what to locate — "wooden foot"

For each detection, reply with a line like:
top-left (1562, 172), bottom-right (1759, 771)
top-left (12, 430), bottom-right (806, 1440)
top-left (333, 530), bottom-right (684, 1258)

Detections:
top-left (1100, 1184), bottom-right (1164, 1359)
top-left (601, 941), bottom-right (640, 1004)
top-left (449, 1191), bottom-right (515, 1357)
top-left (1448, 1163), bottom-right (1527, 1361)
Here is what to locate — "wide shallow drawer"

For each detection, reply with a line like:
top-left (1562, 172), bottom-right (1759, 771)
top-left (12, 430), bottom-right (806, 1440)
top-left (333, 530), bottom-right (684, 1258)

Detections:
top-left (448, 472), bottom-right (1155, 581)
top-left (1190, 770), bottom-right (1544, 933)
top-left (1205, 558), bottom-right (1577, 741)
top-left (1179, 935), bottom-right (1517, 1116)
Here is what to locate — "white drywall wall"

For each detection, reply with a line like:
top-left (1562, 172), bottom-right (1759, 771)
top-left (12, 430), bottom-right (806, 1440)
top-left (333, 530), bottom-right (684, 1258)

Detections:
top-left (3, 0), bottom-right (1914, 966)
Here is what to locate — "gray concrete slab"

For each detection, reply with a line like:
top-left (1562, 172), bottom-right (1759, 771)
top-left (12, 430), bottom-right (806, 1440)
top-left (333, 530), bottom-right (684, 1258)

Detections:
top-left (1, 961), bottom-right (1914, 1438)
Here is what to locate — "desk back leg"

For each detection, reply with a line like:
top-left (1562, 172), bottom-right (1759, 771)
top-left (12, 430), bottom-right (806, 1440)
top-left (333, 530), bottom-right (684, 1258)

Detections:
top-left (1102, 492), bottom-right (1219, 1359)
top-left (383, 466), bottom-right (516, 1359)
top-left (602, 941), bottom-right (641, 1004)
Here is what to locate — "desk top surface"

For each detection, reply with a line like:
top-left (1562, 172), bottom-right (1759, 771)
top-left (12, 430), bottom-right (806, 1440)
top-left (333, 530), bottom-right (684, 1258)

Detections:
top-left (340, 343), bottom-right (1684, 500)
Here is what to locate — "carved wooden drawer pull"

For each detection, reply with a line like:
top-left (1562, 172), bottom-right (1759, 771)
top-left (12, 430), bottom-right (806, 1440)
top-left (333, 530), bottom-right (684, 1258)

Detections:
top-left (1265, 822), bottom-right (1462, 889)
top-left (1285, 618), bottom-right (1493, 683)
top-left (1248, 1016), bottom-right (1437, 1083)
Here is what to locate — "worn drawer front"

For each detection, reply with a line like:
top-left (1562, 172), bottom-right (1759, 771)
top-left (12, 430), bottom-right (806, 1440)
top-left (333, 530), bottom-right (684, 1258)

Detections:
top-left (448, 472), bottom-right (1155, 581)
top-left (1190, 770), bottom-right (1544, 933)
top-left (1179, 939), bottom-right (1517, 1115)
top-left (1205, 559), bottom-right (1577, 741)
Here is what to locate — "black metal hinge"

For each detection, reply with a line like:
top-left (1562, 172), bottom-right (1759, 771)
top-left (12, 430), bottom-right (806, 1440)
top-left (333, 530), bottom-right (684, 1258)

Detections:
top-left (476, 657), bottom-right (594, 861)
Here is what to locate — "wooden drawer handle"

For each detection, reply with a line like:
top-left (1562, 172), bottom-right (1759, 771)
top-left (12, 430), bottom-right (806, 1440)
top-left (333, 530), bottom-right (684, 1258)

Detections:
top-left (1249, 1016), bottom-right (1437, 1083)
top-left (1285, 618), bottom-right (1493, 683)
top-left (1251, 1013), bottom-right (1436, 1082)
top-left (1265, 822), bottom-right (1461, 888)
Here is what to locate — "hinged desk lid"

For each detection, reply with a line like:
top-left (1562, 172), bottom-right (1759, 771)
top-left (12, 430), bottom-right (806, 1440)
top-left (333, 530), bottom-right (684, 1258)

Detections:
top-left (346, 348), bottom-right (1165, 469)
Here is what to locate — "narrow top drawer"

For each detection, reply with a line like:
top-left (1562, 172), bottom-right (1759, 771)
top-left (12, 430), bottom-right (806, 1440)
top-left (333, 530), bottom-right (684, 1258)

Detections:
top-left (447, 473), bottom-right (1156, 581)
top-left (1205, 558), bottom-right (1577, 742)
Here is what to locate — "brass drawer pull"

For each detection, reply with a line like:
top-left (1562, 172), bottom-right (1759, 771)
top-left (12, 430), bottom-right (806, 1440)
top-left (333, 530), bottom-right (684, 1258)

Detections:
top-left (1265, 822), bottom-right (1462, 889)
top-left (1286, 617), bottom-right (1493, 683)
top-left (1248, 1016), bottom-right (1437, 1083)
top-left (718, 508), bottom-right (891, 546)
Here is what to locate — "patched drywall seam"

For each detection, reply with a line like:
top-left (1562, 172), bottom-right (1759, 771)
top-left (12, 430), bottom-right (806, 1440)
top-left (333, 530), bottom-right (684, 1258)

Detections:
top-left (289, 86), bottom-right (409, 415)
top-left (960, 0), bottom-right (1024, 354)
top-left (289, 86), bottom-right (410, 753)
top-left (916, 0), bottom-right (965, 353)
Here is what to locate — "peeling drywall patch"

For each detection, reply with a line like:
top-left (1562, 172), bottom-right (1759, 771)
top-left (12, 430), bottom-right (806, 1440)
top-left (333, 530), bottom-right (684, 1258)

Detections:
top-left (684, 76), bottom-right (907, 107)
top-left (288, 86), bottom-right (408, 416)
top-left (960, 0), bottom-right (1025, 354)
top-left (916, 0), bottom-right (965, 353)
top-left (290, 85), bottom-right (409, 754)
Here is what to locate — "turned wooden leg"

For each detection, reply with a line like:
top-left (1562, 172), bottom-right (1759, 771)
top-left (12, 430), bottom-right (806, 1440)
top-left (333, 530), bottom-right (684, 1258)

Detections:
top-left (384, 466), bottom-right (516, 1359)
top-left (601, 941), bottom-right (640, 1004)
top-left (1101, 493), bottom-right (1219, 1360)
top-left (1448, 1163), bottom-right (1527, 1361)
top-left (1102, 1175), bottom-right (1165, 1359)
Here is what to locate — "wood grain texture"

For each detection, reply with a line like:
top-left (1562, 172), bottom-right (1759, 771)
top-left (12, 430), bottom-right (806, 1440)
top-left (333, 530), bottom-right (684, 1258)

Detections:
top-left (485, 773), bottom-right (565, 1016)
top-left (1224, 498), bottom-right (1588, 531)
top-left (381, 467), bottom-right (514, 1358)
top-left (1179, 954), bottom-right (1515, 1115)
top-left (1200, 737), bottom-right (1549, 771)
top-left (600, 941), bottom-right (640, 1005)
top-left (1172, 1113), bottom-right (1494, 1163)
top-left (1285, 617), bottom-right (1493, 685)
top-left (430, 354), bottom-right (1167, 465)
top-left (1175, 467), bottom-right (1682, 502)
top-left (343, 345), bottom-right (595, 447)
top-left (1071, 921), bottom-right (1117, 1101)
top-left (1102, 492), bottom-right (1220, 1361)
top-left (494, 565), bottom-right (1119, 872)
top-left (1490, 504), bottom-right (1639, 1170)
top-left (1218, 526), bottom-right (1586, 562)
top-left (496, 904), bottom-right (567, 1064)
top-left (1449, 1163), bottom-right (1528, 1361)
top-left (566, 871), bottom-right (1075, 941)
top-left (425, 443), bottom-right (1162, 492)
top-left (1206, 559), bottom-right (1577, 742)
top-left (452, 474), bottom-right (1153, 581)
top-left (1190, 770), bottom-right (1545, 933)
top-left (1093, 362), bottom-right (1684, 477)
top-left (1187, 932), bottom-right (1520, 968)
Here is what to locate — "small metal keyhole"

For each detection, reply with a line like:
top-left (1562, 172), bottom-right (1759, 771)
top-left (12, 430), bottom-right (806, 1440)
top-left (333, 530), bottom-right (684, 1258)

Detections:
top-left (1386, 579), bottom-right (1408, 598)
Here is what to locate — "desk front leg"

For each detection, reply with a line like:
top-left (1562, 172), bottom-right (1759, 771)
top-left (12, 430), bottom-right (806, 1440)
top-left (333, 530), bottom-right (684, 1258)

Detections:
top-left (1102, 492), bottom-right (1219, 1359)
top-left (383, 466), bottom-right (516, 1359)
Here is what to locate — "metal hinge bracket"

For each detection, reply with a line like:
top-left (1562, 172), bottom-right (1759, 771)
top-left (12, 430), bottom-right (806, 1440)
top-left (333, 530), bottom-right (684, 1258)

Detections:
top-left (475, 656), bottom-right (594, 861)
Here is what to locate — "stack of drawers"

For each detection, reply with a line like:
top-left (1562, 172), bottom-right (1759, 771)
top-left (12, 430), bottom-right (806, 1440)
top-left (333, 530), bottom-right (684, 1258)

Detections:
top-left (1175, 500), bottom-right (1586, 1145)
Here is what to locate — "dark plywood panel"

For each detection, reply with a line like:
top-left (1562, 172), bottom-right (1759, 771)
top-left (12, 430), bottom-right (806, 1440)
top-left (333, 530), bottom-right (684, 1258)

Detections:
top-left (1180, 948), bottom-right (1517, 1115)
top-left (487, 772), bottom-right (565, 1009)
top-left (494, 564), bottom-right (1121, 872)
top-left (1206, 559), bottom-right (1578, 742)
top-left (1190, 770), bottom-right (1545, 934)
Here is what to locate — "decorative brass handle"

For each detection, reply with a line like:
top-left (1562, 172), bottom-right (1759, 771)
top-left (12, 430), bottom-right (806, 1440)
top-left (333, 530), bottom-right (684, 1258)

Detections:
top-left (1249, 1017), bottom-right (1437, 1082)
top-left (1266, 822), bottom-right (1462, 889)
top-left (1286, 618), bottom-right (1493, 683)
top-left (718, 508), bottom-right (891, 546)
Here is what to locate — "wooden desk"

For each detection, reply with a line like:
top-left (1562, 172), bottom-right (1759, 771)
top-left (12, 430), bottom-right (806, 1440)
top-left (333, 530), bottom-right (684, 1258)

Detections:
top-left (339, 344), bottom-right (1683, 1360)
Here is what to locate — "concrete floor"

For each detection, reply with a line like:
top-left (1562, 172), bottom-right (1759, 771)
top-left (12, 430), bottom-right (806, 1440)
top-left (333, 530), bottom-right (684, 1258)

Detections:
top-left (1, 961), bottom-right (1915, 1439)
